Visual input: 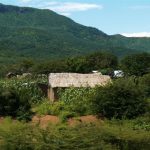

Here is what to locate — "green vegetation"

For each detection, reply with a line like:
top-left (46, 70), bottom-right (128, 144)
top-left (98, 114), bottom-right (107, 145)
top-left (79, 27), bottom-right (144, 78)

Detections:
top-left (0, 3), bottom-right (150, 66)
top-left (92, 78), bottom-right (148, 119)
top-left (0, 78), bottom-right (44, 104)
top-left (35, 87), bottom-right (95, 122)
top-left (0, 68), bottom-right (149, 122)
top-left (0, 118), bottom-right (149, 150)
top-left (0, 77), bottom-right (46, 120)
top-left (0, 4), bottom-right (150, 147)
top-left (121, 52), bottom-right (150, 76)
top-left (0, 87), bottom-right (30, 118)
top-left (34, 76), bottom-right (150, 119)
top-left (0, 52), bottom-right (118, 77)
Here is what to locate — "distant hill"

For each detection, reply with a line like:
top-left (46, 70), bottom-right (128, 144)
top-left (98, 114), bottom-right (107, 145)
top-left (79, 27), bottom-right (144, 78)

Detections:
top-left (0, 3), bottom-right (150, 64)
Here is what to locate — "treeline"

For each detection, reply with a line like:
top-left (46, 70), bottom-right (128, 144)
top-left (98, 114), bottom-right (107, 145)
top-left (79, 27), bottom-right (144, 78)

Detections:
top-left (0, 52), bottom-right (117, 77)
top-left (0, 52), bottom-right (150, 77)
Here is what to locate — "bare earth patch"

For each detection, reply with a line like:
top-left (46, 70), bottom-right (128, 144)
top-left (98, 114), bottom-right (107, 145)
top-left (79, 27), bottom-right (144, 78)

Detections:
top-left (68, 115), bottom-right (103, 126)
top-left (32, 115), bottom-right (103, 127)
top-left (1, 115), bottom-right (103, 127)
top-left (32, 115), bottom-right (60, 128)
top-left (0, 117), bottom-right (4, 123)
top-left (32, 115), bottom-right (102, 126)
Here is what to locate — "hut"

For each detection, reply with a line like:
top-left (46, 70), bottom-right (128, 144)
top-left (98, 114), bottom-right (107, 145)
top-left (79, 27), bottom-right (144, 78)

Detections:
top-left (48, 73), bottom-right (111, 102)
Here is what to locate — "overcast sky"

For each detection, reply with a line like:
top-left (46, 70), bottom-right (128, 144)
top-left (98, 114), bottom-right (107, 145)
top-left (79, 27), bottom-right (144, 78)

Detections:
top-left (0, 0), bottom-right (150, 37)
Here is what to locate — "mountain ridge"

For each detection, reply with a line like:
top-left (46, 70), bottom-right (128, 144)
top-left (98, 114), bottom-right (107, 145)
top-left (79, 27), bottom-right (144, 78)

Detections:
top-left (0, 3), bottom-right (149, 64)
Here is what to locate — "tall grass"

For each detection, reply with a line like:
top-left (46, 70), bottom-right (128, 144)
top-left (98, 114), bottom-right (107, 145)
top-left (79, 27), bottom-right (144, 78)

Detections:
top-left (0, 118), bottom-right (149, 150)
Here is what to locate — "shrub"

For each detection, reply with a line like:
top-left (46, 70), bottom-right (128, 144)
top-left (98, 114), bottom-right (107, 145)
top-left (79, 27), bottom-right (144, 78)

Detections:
top-left (92, 78), bottom-right (148, 119)
top-left (34, 100), bottom-right (65, 116)
top-left (59, 111), bottom-right (76, 122)
top-left (100, 68), bottom-right (113, 75)
top-left (0, 78), bottom-right (44, 105)
top-left (0, 87), bottom-right (31, 120)
top-left (34, 100), bottom-right (52, 115)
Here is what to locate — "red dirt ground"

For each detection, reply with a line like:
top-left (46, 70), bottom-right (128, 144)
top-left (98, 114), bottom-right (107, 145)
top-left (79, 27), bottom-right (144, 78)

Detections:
top-left (0, 117), bottom-right (4, 123)
top-left (32, 115), bottom-right (102, 127)
top-left (32, 115), bottom-right (60, 127)
top-left (68, 115), bottom-right (103, 126)
top-left (0, 115), bottom-right (103, 127)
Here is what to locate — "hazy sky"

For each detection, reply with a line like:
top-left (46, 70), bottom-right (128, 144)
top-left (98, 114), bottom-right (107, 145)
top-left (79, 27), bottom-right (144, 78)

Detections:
top-left (0, 0), bottom-right (150, 36)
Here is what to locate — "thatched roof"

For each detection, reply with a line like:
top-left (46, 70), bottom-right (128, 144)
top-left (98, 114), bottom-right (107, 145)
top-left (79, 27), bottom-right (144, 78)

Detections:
top-left (49, 73), bottom-right (111, 88)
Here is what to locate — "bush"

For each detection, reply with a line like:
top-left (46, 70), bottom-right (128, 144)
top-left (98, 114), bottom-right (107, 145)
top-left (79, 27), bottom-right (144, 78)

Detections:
top-left (34, 100), bottom-right (65, 116)
top-left (0, 87), bottom-right (31, 120)
top-left (92, 78), bottom-right (148, 119)
top-left (0, 87), bottom-right (20, 116)
top-left (59, 111), bottom-right (76, 122)
top-left (0, 78), bottom-right (44, 105)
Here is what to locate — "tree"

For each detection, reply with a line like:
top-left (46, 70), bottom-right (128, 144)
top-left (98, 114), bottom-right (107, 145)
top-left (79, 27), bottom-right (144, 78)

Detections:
top-left (139, 73), bottom-right (150, 97)
top-left (65, 52), bottom-right (118, 73)
top-left (92, 78), bottom-right (147, 119)
top-left (19, 59), bottom-right (34, 73)
top-left (33, 60), bottom-right (67, 74)
top-left (121, 53), bottom-right (150, 76)
top-left (85, 52), bottom-right (118, 71)
top-left (65, 57), bottom-right (90, 73)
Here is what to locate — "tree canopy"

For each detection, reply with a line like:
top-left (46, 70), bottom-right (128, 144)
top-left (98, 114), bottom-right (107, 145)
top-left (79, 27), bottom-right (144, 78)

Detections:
top-left (121, 52), bottom-right (150, 76)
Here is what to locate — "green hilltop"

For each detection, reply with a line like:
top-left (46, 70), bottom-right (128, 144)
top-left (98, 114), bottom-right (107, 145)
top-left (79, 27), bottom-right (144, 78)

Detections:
top-left (0, 3), bottom-right (150, 64)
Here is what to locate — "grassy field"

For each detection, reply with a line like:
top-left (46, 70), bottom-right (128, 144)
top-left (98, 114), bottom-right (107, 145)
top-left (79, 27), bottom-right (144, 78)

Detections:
top-left (0, 116), bottom-right (149, 150)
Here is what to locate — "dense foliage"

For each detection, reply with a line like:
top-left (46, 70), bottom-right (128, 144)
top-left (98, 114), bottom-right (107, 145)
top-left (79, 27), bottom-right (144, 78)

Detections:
top-left (0, 52), bottom-right (118, 76)
top-left (66, 52), bottom-right (118, 73)
top-left (35, 76), bottom-right (150, 120)
top-left (121, 53), bottom-right (150, 76)
top-left (0, 87), bottom-right (31, 119)
top-left (0, 52), bottom-right (150, 121)
top-left (139, 73), bottom-right (150, 97)
top-left (0, 51), bottom-right (149, 149)
top-left (60, 88), bottom-right (94, 115)
top-left (0, 118), bottom-right (149, 150)
top-left (0, 3), bottom-right (150, 149)
top-left (35, 88), bottom-right (95, 121)
top-left (0, 78), bottom-right (44, 104)
top-left (0, 77), bottom-right (46, 120)
top-left (0, 3), bottom-right (150, 66)
top-left (92, 78), bottom-right (148, 119)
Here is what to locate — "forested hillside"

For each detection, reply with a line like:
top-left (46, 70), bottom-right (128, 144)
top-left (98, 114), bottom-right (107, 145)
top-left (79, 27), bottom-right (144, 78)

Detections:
top-left (0, 3), bottom-right (150, 64)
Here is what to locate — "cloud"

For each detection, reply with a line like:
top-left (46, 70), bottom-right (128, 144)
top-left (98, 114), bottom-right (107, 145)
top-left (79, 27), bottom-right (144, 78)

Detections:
top-left (43, 2), bottom-right (103, 16)
top-left (121, 32), bottom-right (150, 37)
top-left (59, 12), bottom-right (71, 17)
top-left (130, 5), bottom-right (150, 10)
top-left (19, 0), bottom-right (32, 3)
top-left (46, 2), bottom-right (103, 13)
top-left (18, 1), bottom-right (103, 16)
